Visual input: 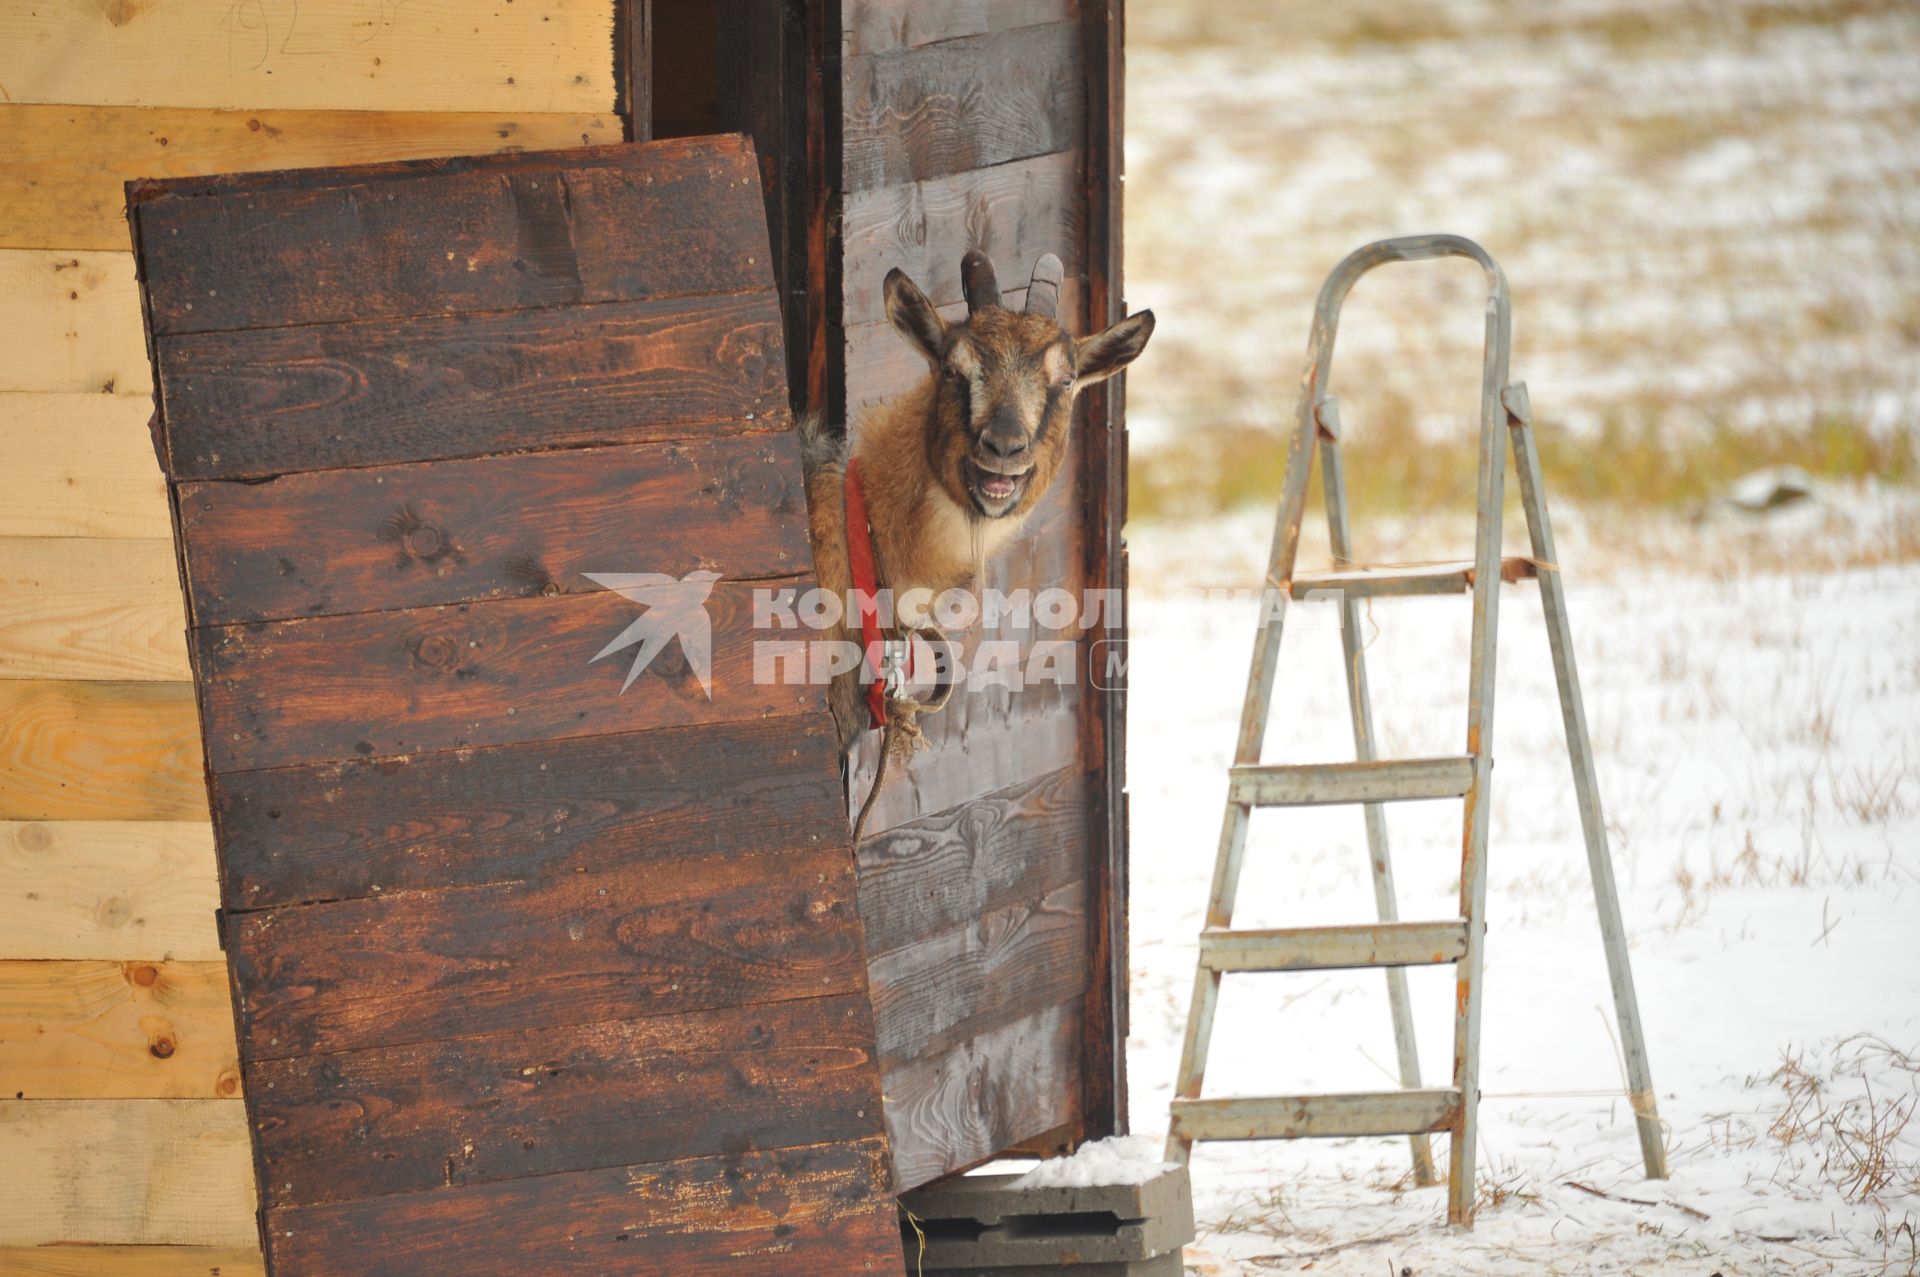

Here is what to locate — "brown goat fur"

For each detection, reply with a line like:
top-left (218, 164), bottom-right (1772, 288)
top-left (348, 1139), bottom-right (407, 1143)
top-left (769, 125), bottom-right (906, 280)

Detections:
top-left (802, 251), bottom-right (1154, 750)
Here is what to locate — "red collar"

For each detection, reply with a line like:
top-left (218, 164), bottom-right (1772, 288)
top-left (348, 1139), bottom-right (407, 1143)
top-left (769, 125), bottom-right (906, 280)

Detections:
top-left (843, 459), bottom-right (888, 730)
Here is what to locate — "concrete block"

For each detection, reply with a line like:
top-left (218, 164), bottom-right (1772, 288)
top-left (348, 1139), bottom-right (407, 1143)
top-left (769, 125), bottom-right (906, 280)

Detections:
top-left (900, 1165), bottom-right (1194, 1270)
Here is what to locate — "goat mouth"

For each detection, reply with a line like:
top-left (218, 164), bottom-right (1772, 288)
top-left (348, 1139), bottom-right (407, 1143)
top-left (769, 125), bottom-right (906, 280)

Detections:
top-left (964, 459), bottom-right (1032, 516)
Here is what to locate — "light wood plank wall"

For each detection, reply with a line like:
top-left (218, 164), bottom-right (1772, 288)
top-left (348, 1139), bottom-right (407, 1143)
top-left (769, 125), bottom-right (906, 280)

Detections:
top-left (0, 4), bottom-right (620, 1271)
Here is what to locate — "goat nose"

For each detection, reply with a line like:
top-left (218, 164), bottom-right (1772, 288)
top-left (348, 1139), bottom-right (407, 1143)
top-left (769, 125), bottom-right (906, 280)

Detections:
top-left (982, 432), bottom-right (1029, 461)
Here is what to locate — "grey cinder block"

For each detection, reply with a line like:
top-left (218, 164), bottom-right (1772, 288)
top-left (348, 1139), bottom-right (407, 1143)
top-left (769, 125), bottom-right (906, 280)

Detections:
top-left (899, 1165), bottom-right (1194, 1270)
top-left (899, 1252), bottom-right (1186, 1277)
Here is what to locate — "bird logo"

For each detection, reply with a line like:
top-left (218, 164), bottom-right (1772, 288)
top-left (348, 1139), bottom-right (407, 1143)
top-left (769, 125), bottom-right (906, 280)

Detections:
top-left (585, 570), bottom-right (722, 697)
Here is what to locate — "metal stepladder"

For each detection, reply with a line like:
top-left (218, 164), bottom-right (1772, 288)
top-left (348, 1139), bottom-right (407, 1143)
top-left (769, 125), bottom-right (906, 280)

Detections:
top-left (1164, 235), bottom-right (1668, 1226)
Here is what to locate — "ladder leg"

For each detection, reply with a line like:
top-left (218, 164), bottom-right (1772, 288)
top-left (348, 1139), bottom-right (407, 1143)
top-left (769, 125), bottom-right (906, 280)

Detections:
top-left (1449, 298), bottom-right (1513, 1227)
top-left (1318, 419), bottom-right (1439, 1187)
top-left (1167, 398), bottom-right (1323, 1165)
top-left (1507, 402), bottom-right (1668, 1180)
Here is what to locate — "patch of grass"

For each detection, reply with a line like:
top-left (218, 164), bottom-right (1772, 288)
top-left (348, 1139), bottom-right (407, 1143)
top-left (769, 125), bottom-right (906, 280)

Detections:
top-left (1129, 402), bottom-right (1918, 526)
top-left (1762, 1037), bottom-right (1920, 1205)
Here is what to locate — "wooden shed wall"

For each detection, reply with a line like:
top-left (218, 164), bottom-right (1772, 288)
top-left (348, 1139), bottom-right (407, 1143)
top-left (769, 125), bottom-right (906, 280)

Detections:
top-left (0, 5), bottom-right (619, 1273)
top-left (838, 0), bottom-right (1131, 1189)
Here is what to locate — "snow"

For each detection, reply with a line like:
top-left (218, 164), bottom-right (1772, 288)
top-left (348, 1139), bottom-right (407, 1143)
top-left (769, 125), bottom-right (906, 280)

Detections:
top-left (1010, 1135), bottom-right (1181, 1190)
top-left (1112, 494), bottom-right (1920, 1274)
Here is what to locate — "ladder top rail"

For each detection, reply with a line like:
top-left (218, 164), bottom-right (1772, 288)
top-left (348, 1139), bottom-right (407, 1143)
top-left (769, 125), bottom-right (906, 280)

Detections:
top-left (1312, 234), bottom-right (1510, 325)
top-left (1299, 235), bottom-right (1513, 433)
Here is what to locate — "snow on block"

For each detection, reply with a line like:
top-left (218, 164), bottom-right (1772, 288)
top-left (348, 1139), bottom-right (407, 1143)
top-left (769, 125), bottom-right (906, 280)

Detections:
top-left (898, 1138), bottom-right (1193, 1270)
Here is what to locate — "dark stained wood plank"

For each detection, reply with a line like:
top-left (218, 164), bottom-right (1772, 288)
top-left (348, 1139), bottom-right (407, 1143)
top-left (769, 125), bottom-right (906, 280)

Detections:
top-left (214, 713), bottom-right (843, 910)
top-left (252, 995), bottom-right (882, 1207)
top-left (845, 0), bottom-right (1079, 56)
top-left (129, 135), bottom-right (776, 335)
top-left (230, 843), bottom-right (865, 1061)
top-left (841, 150), bottom-right (1083, 325)
top-left (617, 0), bottom-right (655, 141)
top-left (1079, 0), bottom-right (1130, 1146)
top-left (179, 433), bottom-right (808, 624)
top-left (842, 23), bottom-right (1085, 192)
top-left (882, 999), bottom-right (1080, 1190)
top-left (157, 292), bottom-right (790, 481)
top-left (264, 1137), bottom-right (904, 1276)
top-left (868, 878), bottom-right (1087, 1066)
top-left (855, 766), bottom-right (1088, 957)
top-left (194, 580), bottom-right (822, 773)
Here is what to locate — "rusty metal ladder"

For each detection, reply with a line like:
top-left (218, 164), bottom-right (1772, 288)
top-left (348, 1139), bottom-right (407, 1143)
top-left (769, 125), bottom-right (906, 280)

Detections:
top-left (1163, 235), bottom-right (1668, 1226)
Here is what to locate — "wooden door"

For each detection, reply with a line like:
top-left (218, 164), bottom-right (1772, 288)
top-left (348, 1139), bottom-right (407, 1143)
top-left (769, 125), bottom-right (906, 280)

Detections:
top-left (129, 135), bottom-right (904, 1276)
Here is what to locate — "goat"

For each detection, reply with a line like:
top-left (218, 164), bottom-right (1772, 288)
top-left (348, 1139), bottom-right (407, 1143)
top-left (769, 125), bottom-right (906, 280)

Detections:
top-left (801, 250), bottom-right (1155, 755)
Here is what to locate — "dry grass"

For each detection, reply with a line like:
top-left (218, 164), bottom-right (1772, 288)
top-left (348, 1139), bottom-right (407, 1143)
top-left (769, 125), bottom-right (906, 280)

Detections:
top-left (1760, 1038), bottom-right (1920, 1204)
top-left (1131, 399), bottom-right (1918, 526)
top-left (1123, 0), bottom-right (1920, 539)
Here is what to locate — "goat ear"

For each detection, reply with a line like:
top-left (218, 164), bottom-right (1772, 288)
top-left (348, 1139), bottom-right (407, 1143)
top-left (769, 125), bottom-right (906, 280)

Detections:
top-left (885, 268), bottom-right (948, 365)
top-left (1074, 310), bottom-right (1155, 385)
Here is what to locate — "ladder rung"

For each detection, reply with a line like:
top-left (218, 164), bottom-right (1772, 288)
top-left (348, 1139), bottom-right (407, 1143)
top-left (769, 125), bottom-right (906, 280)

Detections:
top-left (1170, 1089), bottom-right (1462, 1143)
top-left (1289, 556), bottom-right (1538, 600)
top-left (1199, 920), bottom-right (1468, 973)
top-left (1229, 757), bottom-right (1475, 806)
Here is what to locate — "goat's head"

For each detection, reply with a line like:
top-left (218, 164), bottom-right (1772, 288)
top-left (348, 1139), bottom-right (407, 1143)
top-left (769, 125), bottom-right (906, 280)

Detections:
top-left (884, 251), bottom-right (1154, 520)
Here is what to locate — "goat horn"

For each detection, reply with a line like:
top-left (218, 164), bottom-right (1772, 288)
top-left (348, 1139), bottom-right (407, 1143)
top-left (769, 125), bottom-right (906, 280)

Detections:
top-left (1024, 253), bottom-right (1064, 319)
top-left (960, 250), bottom-right (1001, 314)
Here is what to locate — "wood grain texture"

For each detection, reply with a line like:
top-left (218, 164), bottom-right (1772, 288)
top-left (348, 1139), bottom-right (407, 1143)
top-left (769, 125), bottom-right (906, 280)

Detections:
top-left (841, 149), bottom-right (1083, 324)
top-left (212, 714), bottom-right (843, 911)
top-left (1079, 0), bottom-right (1130, 1145)
top-left (178, 432), bottom-right (806, 623)
top-left (0, 821), bottom-right (220, 961)
top-left (251, 995), bottom-right (882, 1207)
top-left (0, 393), bottom-right (169, 538)
top-left (0, 538), bottom-right (189, 681)
top-left (0, 960), bottom-right (240, 1099)
top-left (159, 292), bottom-right (789, 480)
top-left (0, 681), bottom-right (206, 822)
top-left (126, 133), bottom-right (911, 1269)
top-left (0, 251), bottom-right (149, 395)
top-left (263, 1138), bottom-right (903, 1276)
top-left (842, 22), bottom-right (1084, 192)
top-left (229, 843), bottom-right (866, 1061)
top-left (868, 878), bottom-right (1088, 1065)
top-left (883, 999), bottom-right (1080, 1189)
top-left (844, 0), bottom-right (1079, 55)
top-left (130, 136), bottom-right (774, 336)
top-left (0, 105), bottom-right (619, 252)
top-left (0, 1), bottom-right (616, 114)
top-left (0, 1246), bottom-right (262, 1277)
top-left (194, 580), bottom-right (820, 773)
top-left (0, 1099), bottom-right (256, 1246)
top-left (856, 766), bottom-right (1089, 958)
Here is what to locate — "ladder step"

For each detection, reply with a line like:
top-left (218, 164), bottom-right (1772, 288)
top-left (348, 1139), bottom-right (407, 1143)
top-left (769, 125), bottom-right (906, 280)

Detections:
top-left (1290, 556), bottom-right (1538, 600)
top-left (1170, 1089), bottom-right (1462, 1143)
top-left (1229, 757), bottom-right (1475, 806)
top-left (1199, 920), bottom-right (1468, 973)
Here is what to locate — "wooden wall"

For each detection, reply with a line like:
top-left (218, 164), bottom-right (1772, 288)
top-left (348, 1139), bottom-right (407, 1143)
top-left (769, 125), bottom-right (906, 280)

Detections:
top-left (0, 4), bottom-right (619, 1272)
top-left (838, 0), bottom-right (1132, 1189)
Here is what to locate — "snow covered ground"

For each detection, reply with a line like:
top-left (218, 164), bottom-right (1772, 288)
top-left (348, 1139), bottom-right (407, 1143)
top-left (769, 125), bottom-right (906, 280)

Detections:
top-left (1117, 493), bottom-right (1920, 1274)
